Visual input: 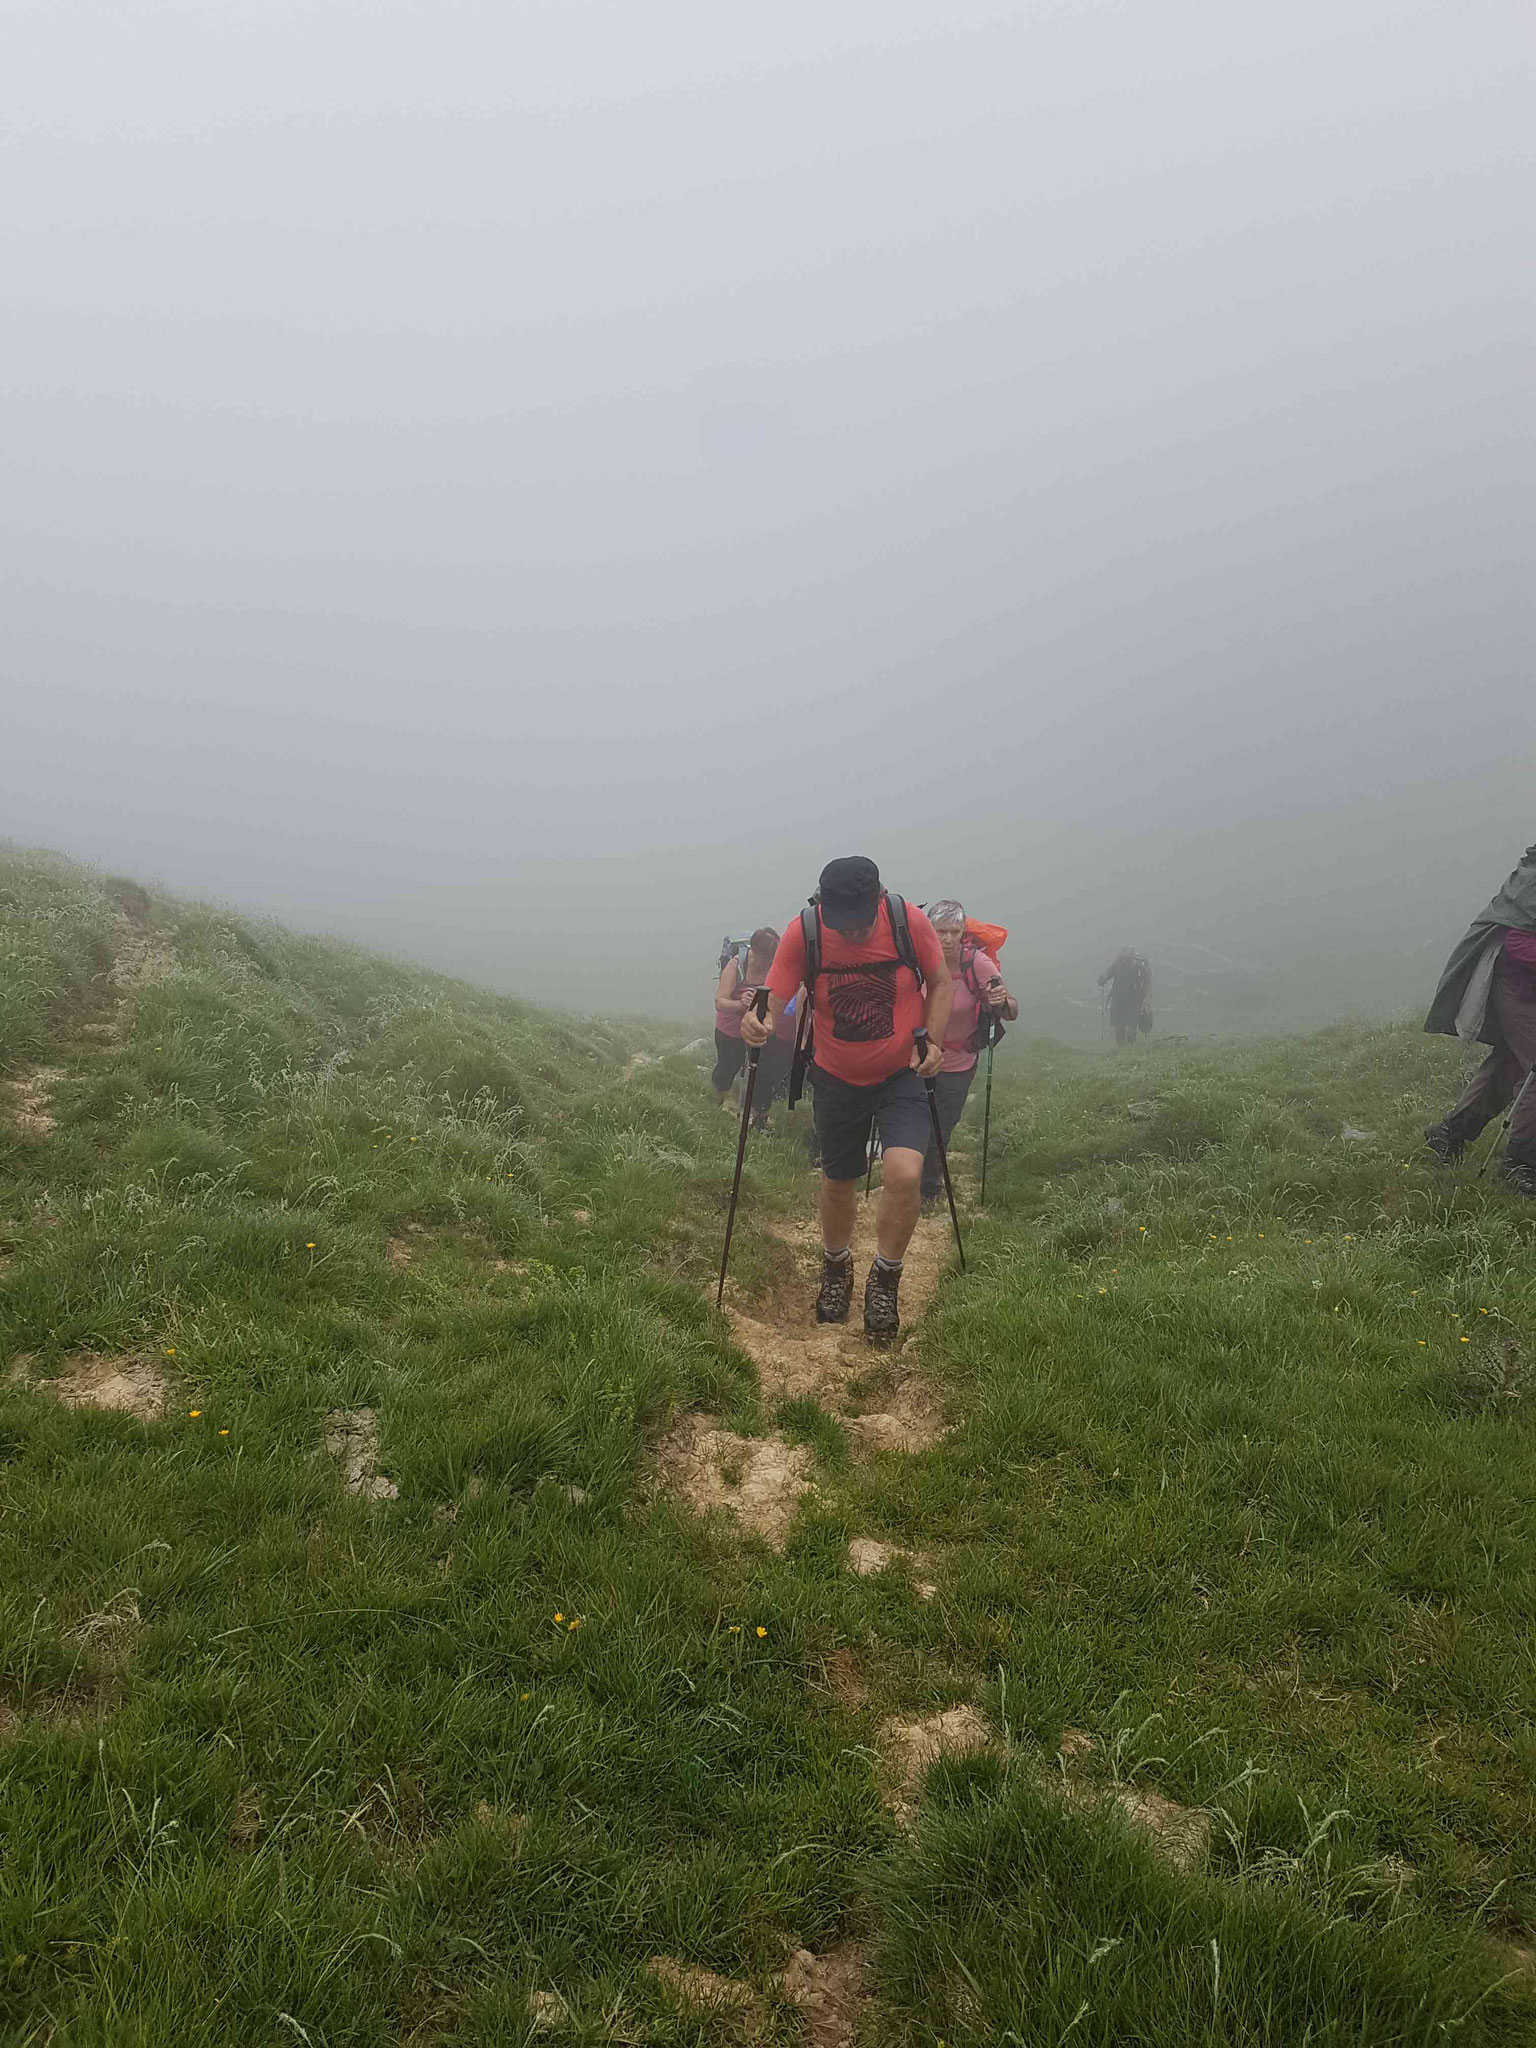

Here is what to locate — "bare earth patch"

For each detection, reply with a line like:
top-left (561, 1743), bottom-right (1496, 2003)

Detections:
top-left (647, 1956), bottom-right (761, 2027)
top-left (879, 1704), bottom-right (992, 1820)
top-left (324, 1407), bottom-right (399, 1500)
top-left (3, 1065), bottom-right (65, 1138)
top-left (847, 1537), bottom-right (936, 1599)
top-left (527, 1988), bottom-right (571, 2032)
top-left (645, 1949), bottom-right (868, 2045)
top-left (1051, 1730), bottom-right (1210, 1871)
top-left (779, 1945), bottom-right (869, 2048)
top-left (14, 1349), bottom-right (168, 1422)
top-left (653, 1419), bottom-right (813, 1547)
top-left (1093, 1781), bottom-right (1210, 1872)
top-left (819, 1645), bottom-right (871, 1711)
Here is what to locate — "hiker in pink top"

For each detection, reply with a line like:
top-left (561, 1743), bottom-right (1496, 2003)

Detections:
top-left (921, 900), bottom-right (1018, 1206)
top-left (712, 929), bottom-right (779, 1104)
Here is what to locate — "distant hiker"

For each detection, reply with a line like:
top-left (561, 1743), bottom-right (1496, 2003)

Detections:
top-left (1099, 948), bottom-right (1152, 1046)
top-left (921, 900), bottom-right (1018, 1210)
top-left (1423, 844), bottom-right (1536, 1193)
top-left (741, 856), bottom-right (952, 1341)
top-left (712, 928), bottom-right (779, 1105)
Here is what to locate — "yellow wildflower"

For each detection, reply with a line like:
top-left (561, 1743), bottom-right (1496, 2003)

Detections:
top-left (189, 1409), bottom-right (201, 1418)
top-left (756, 1626), bottom-right (767, 1639)
top-left (553, 1612), bottom-right (564, 1624)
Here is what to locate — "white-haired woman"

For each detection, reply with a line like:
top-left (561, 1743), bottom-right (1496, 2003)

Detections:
top-left (921, 900), bottom-right (1018, 1205)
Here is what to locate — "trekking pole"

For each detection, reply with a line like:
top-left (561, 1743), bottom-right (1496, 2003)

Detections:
top-left (979, 1012), bottom-right (1000, 1206)
top-left (716, 989), bottom-right (771, 1308)
top-left (1477, 1066), bottom-right (1536, 1179)
top-left (864, 1133), bottom-right (880, 1199)
top-left (913, 1029), bottom-right (965, 1271)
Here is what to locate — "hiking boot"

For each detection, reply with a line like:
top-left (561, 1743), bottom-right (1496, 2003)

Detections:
top-left (1423, 1122), bottom-right (1464, 1165)
top-left (920, 1189), bottom-right (941, 1216)
top-left (815, 1252), bottom-right (854, 1323)
top-left (863, 1260), bottom-right (901, 1344)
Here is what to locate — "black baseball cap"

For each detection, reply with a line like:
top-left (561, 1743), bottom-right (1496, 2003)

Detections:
top-left (817, 855), bottom-right (881, 932)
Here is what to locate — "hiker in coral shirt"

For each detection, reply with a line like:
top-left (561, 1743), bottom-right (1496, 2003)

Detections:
top-left (742, 856), bottom-right (952, 1341)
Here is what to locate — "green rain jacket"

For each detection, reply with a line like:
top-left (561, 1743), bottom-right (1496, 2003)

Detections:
top-left (1424, 845), bottom-right (1536, 1046)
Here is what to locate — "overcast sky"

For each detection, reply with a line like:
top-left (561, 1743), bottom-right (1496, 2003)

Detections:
top-left (2, 0), bottom-right (1531, 1023)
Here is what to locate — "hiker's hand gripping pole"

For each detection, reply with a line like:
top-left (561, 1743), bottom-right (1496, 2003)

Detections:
top-left (716, 988), bottom-right (771, 1309)
top-left (913, 1028), bottom-right (966, 1272)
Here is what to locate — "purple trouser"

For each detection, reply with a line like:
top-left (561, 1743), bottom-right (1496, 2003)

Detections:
top-left (1443, 964), bottom-right (1536, 1167)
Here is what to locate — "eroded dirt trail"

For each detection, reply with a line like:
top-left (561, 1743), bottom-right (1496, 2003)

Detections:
top-left (4, 896), bottom-right (177, 1143)
top-left (729, 1201), bottom-right (951, 1449)
top-left (657, 1191), bottom-right (956, 1547)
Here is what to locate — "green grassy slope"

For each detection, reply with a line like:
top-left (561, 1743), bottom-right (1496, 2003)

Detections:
top-left (1, 844), bottom-right (1533, 2046)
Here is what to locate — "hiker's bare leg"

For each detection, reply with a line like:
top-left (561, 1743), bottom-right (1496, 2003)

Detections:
top-left (821, 1175), bottom-right (858, 1254)
top-left (874, 1146), bottom-right (923, 1261)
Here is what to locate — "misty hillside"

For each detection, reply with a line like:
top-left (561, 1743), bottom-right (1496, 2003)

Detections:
top-left (2, 844), bottom-right (1534, 2046)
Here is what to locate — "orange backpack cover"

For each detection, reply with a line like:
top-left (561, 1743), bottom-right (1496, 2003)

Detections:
top-left (964, 917), bottom-right (1008, 956)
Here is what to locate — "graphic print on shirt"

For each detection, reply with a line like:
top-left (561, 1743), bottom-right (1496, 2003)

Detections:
top-left (825, 961), bottom-right (900, 1044)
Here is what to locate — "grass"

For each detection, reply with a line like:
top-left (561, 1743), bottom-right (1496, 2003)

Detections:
top-left (1, 843), bottom-right (1534, 2044)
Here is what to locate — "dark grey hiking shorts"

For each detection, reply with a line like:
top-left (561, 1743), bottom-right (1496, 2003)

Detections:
top-left (811, 1063), bottom-right (929, 1182)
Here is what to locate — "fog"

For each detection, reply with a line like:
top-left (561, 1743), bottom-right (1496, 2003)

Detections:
top-left (3, 0), bottom-right (1530, 1036)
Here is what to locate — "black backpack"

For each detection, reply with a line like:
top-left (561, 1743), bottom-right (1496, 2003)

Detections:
top-left (787, 891), bottom-right (922, 1107)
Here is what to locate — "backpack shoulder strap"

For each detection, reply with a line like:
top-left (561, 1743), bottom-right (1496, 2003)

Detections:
top-left (885, 892), bottom-right (922, 983)
top-left (799, 905), bottom-right (822, 996)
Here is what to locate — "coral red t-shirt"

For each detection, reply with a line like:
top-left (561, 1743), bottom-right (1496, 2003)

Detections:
top-left (766, 898), bottom-right (944, 1086)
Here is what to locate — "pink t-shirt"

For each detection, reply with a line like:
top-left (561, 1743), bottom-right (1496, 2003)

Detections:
top-left (715, 962), bottom-right (744, 1038)
top-left (941, 949), bottom-right (1002, 1074)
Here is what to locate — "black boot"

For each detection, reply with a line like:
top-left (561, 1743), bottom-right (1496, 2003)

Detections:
top-left (815, 1251), bottom-right (854, 1323)
top-left (863, 1260), bottom-right (901, 1344)
top-left (1424, 1121), bottom-right (1464, 1165)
